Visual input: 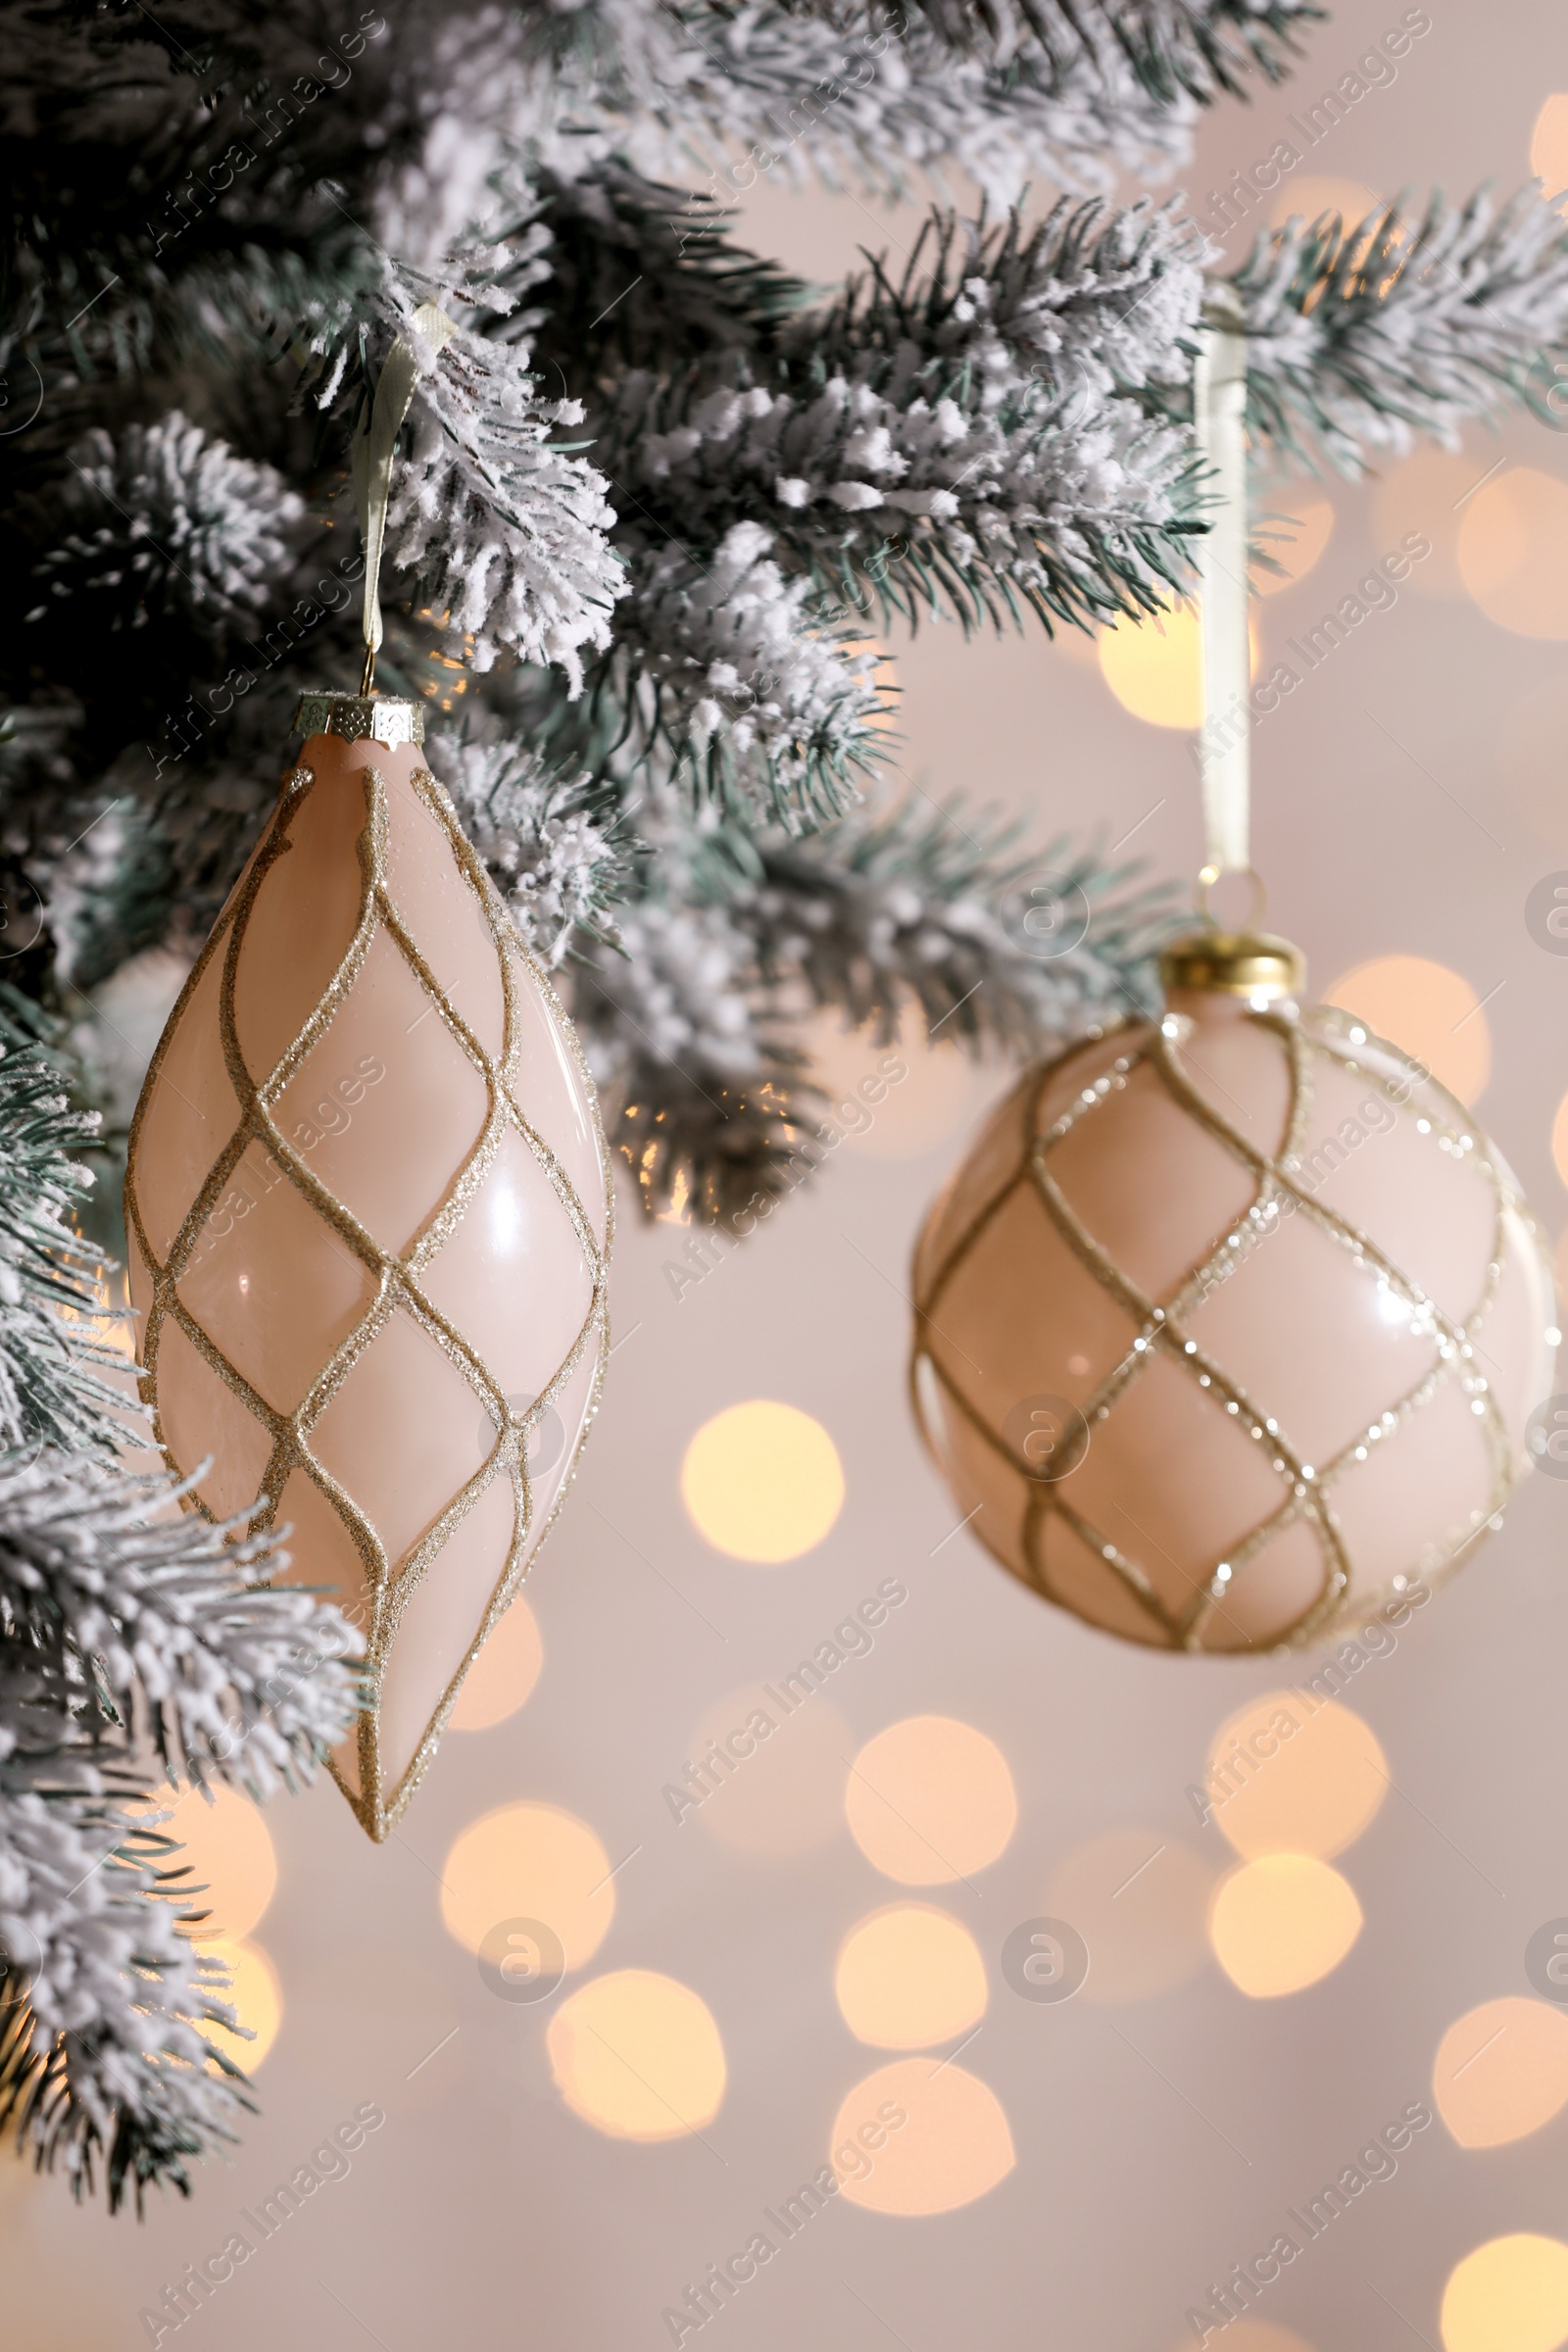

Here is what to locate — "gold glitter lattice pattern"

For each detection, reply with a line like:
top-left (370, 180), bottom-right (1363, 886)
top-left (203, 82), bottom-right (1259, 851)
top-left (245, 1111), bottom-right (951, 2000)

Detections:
top-left (125, 756), bottom-right (612, 1837)
top-left (910, 1004), bottom-right (1549, 1652)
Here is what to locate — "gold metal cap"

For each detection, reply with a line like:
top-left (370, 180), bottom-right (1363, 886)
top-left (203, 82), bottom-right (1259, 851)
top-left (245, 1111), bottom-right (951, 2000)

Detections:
top-left (1158, 928), bottom-right (1306, 1003)
top-left (293, 691), bottom-right (425, 748)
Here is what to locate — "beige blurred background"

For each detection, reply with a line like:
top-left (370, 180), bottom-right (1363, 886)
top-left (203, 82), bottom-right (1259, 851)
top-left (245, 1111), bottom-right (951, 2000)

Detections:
top-left (11, 5), bottom-right (1568, 2346)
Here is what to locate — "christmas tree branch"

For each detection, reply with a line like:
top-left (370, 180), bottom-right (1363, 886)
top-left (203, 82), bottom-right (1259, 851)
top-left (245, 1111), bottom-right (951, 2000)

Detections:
top-left (1215, 185), bottom-right (1568, 473)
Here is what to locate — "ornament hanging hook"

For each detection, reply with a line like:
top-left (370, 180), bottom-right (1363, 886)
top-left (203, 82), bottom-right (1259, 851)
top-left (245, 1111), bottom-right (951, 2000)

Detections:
top-left (1194, 280), bottom-right (1250, 887)
top-left (1197, 861), bottom-right (1269, 934)
top-left (352, 301), bottom-right (458, 700)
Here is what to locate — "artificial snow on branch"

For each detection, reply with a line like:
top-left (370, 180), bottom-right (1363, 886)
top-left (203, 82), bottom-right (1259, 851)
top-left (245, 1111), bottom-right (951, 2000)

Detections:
top-left (602, 198), bottom-right (1207, 651)
top-left (0, 1045), bottom-right (360, 2204)
top-left (1218, 185), bottom-right (1568, 472)
top-left (0, 1773), bottom-right (251, 2213)
top-left (777, 0), bottom-right (1322, 102)
top-left (0, 1048), bottom-right (123, 1459)
top-left (337, 264), bottom-right (629, 686)
top-left (580, 783), bottom-right (1173, 1221)
top-left (743, 792), bottom-right (1172, 1044)
top-left (431, 728), bottom-right (627, 961)
top-left (607, 524), bottom-right (892, 824)
top-left (587, 0), bottom-right (1198, 202)
top-left (0, 1454), bottom-right (362, 1802)
top-left (0, 1450), bottom-right (362, 2205)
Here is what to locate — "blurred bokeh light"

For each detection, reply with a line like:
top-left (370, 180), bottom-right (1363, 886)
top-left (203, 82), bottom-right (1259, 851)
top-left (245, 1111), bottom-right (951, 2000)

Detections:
top-left (1208, 1855), bottom-right (1363, 1997)
top-left (1098, 604), bottom-right (1257, 730)
top-left (440, 1801), bottom-right (614, 1966)
top-left (681, 1400), bottom-right (845, 1562)
top-left (449, 1594), bottom-right (543, 1732)
top-left (1204, 1692), bottom-right (1388, 1861)
top-left (161, 1783), bottom-right (277, 1941)
top-left (1325, 956), bottom-right (1491, 1104)
top-left (1532, 95), bottom-right (1568, 205)
top-left (834, 1903), bottom-right (988, 2048)
top-left (830, 2057), bottom-right (1015, 2215)
top-left (1442, 2234), bottom-right (1568, 2352)
top-left (1457, 467), bottom-right (1568, 638)
top-left (845, 1716), bottom-right (1017, 1884)
top-left (1433, 1997), bottom-right (1568, 2149)
top-left (1252, 496), bottom-right (1335, 597)
top-left (206, 1935), bottom-right (282, 2072)
top-left (549, 1970), bottom-right (726, 2140)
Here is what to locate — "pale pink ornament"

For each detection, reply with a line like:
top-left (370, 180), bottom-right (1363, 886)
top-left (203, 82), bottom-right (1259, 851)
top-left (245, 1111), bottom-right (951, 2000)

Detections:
top-left (124, 694), bottom-right (612, 1836)
top-left (910, 930), bottom-right (1556, 1651)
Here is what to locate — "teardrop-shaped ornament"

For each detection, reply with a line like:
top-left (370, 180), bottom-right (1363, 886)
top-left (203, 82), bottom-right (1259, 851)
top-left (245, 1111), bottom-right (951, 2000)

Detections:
top-left (124, 693), bottom-right (612, 1838)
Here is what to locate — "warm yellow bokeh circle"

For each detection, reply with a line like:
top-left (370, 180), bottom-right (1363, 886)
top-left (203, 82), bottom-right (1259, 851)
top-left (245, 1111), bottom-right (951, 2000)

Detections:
top-left (1325, 956), bottom-right (1490, 1105)
top-left (1458, 468), bottom-right (1568, 639)
top-left (845, 1716), bottom-right (1017, 1885)
top-left (1442, 2235), bottom-right (1568, 2352)
top-left (439, 1801), bottom-right (613, 1967)
top-left (681, 1400), bottom-right (845, 1562)
top-left (1097, 604), bottom-right (1258, 730)
top-left (835, 1905), bottom-right (988, 2049)
top-left (1209, 1855), bottom-right (1362, 1996)
top-left (207, 1936), bottom-right (282, 2073)
top-left (548, 1970), bottom-right (726, 2140)
top-left (1204, 1691), bottom-right (1388, 1860)
top-left (1253, 498), bottom-right (1335, 597)
top-left (449, 1595), bottom-right (543, 1732)
top-left (1433, 1998), bottom-right (1568, 2149)
top-left (830, 2058), bottom-right (1014, 2215)
top-left (163, 1783), bottom-right (277, 1941)
top-left (1533, 95), bottom-right (1568, 205)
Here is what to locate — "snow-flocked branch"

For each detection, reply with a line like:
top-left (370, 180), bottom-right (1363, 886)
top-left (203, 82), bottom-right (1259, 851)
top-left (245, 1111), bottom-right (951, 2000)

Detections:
top-left (1211, 186), bottom-right (1568, 473)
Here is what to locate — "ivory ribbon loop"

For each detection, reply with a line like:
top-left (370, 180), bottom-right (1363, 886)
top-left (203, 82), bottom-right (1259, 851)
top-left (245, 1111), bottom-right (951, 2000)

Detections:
top-left (1194, 297), bottom-right (1250, 878)
top-left (354, 301), bottom-right (458, 688)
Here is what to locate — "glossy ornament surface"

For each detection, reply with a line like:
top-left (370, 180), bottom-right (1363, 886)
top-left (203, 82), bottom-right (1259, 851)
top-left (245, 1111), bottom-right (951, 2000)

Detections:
top-left (911, 943), bottom-right (1555, 1651)
top-left (125, 696), bottom-right (611, 1835)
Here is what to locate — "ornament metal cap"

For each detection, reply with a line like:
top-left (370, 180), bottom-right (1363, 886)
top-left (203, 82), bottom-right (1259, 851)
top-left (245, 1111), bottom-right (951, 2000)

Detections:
top-left (1158, 928), bottom-right (1306, 1002)
top-left (293, 689), bottom-right (425, 748)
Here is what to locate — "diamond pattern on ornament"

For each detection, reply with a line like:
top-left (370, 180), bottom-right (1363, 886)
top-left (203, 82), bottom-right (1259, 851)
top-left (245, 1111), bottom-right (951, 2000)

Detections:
top-left (911, 1005), bottom-right (1544, 1652)
top-left (126, 755), bottom-right (610, 1836)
